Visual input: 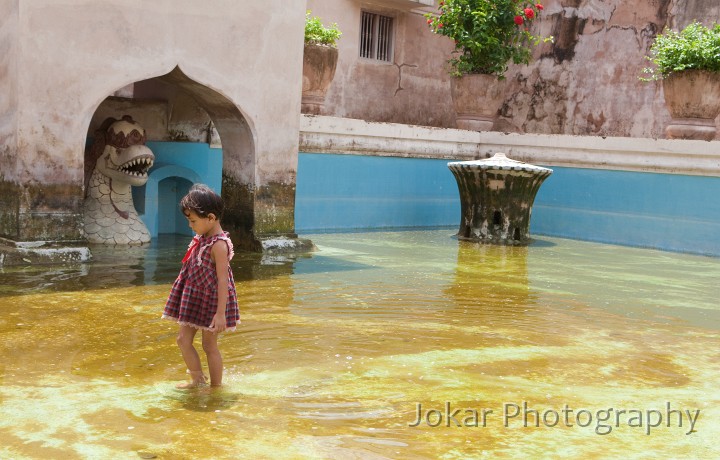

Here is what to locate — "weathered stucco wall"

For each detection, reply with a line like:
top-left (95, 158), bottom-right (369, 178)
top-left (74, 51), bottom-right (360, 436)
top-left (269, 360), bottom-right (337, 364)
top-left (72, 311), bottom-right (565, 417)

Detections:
top-left (668, 0), bottom-right (720, 30)
top-left (501, 0), bottom-right (670, 138)
top-left (306, 0), bottom-right (457, 127)
top-left (308, 0), bottom-right (720, 139)
top-left (3, 0), bottom-right (306, 243)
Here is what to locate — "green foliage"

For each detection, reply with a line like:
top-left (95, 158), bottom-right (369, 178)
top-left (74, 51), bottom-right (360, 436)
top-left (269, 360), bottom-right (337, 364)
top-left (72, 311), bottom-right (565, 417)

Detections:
top-left (641, 22), bottom-right (720, 81)
top-left (305, 11), bottom-right (342, 47)
top-left (425, 0), bottom-right (552, 77)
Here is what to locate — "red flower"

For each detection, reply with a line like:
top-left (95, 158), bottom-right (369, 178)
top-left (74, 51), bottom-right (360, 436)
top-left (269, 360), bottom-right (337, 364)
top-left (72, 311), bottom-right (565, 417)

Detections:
top-left (524, 8), bottom-right (535, 19)
top-left (514, 15), bottom-right (524, 25)
top-left (438, 22), bottom-right (443, 28)
top-left (536, 3), bottom-right (544, 10)
top-left (427, 18), bottom-right (432, 25)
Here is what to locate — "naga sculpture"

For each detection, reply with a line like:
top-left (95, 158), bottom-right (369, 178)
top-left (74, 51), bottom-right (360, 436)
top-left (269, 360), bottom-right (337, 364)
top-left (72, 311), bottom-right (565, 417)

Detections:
top-left (83, 115), bottom-right (155, 245)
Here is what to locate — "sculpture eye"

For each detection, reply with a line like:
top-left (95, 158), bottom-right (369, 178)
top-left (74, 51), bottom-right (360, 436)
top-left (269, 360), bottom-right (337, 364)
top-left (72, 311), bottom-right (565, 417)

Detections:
top-left (107, 146), bottom-right (120, 165)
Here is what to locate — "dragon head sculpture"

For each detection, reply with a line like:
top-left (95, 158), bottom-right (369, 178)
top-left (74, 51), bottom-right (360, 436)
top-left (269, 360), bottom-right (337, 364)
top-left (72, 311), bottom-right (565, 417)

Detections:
top-left (83, 115), bottom-right (156, 245)
top-left (86, 116), bottom-right (155, 191)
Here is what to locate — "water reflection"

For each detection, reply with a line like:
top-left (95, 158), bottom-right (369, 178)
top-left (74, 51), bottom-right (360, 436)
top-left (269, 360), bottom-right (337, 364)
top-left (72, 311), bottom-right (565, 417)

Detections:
top-left (0, 230), bottom-right (719, 459)
top-left (0, 234), bottom-right (308, 296)
top-left (449, 241), bottom-right (532, 313)
top-left (0, 238), bottom-right (181, 295)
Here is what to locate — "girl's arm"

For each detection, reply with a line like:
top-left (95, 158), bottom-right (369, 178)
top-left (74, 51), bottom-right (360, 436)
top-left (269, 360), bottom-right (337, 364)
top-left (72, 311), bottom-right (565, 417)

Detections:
top-left (210, 240), bottom-right (230, 332)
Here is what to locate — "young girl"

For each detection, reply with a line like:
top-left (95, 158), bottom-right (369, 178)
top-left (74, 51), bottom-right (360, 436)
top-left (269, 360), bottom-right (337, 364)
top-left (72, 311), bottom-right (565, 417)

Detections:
top-left (162, 184), bottom-right (240, 388)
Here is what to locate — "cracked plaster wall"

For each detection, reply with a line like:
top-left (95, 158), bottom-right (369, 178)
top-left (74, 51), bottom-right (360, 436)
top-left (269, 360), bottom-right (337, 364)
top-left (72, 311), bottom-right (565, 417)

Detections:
top-left (309, 0), bottom-right (719, 139)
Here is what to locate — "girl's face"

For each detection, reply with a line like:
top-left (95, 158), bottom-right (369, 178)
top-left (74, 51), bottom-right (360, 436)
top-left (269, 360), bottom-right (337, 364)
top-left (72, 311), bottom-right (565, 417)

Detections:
top-left (184, 210), bottom-right (215, 236)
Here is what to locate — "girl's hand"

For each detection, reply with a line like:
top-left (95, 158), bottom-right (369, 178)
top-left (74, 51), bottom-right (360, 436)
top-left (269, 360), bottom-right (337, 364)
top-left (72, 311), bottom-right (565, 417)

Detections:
top-left (211, 313), bottom-right (227, 333)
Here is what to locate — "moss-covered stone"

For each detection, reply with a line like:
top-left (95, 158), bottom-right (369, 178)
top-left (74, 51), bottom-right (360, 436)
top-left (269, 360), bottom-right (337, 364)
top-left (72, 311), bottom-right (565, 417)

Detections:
top-left (448, 154), bottom-right (552, 245)
top-left (0, 180), bottom-right (19, 239)
top-left (18, 211), bottom-right (84, 242)
top-left (220, 174), bottom-right (312, 253)
top-left (16, 182), bottom-right (84, 241)
top-left (221, 173), bottom-right (261, 251)
top-left (254, 181), bottom-right (297, 236)
top-left (22, 182), bottom-right (83, 212)
top-left (0, 238), bottom-right (91, 266)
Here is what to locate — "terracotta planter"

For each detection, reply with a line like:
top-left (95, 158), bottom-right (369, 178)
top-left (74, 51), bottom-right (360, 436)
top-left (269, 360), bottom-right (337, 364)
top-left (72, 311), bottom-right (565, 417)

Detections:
top-left (662, 70), bottom-right (720, 140)
top-left (450, 74), bottom-right (507, 131)
top-left (301, 43), bottom-right (339, 115)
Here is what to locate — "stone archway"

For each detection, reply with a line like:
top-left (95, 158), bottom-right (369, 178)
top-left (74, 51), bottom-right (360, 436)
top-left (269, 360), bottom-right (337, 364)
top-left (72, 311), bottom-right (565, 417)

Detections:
top-left (85, 66), bottom-right (260, 250)
top-left (145, 164), bottom-right (202, 237)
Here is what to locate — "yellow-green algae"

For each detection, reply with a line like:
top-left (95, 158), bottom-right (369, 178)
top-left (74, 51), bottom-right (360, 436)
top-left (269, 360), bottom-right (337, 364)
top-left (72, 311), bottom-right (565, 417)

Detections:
top-left (0, 230), bottom-right (718, 459)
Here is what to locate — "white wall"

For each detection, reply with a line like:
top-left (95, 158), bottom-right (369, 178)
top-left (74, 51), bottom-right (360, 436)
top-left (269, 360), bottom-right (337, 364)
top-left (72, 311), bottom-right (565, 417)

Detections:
top-left (11, 0), bottom-right (305, 186)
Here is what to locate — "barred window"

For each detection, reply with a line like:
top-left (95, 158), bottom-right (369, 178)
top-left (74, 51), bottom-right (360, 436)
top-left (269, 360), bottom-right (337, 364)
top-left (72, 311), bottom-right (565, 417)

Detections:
top-left (360, 11), bottom-right (394, 62)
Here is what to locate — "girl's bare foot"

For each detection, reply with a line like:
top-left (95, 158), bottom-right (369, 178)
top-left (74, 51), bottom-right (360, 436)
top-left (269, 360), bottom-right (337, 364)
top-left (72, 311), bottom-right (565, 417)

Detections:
top-left (175, 370), bottom-right (208, 389)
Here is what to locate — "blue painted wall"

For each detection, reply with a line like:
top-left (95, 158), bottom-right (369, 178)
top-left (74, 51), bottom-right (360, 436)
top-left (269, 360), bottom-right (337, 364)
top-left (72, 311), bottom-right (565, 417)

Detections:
top-left (135, 142), bottom-right (223, 237)
top-left (296, 153), bottom-right (460, 231)
top-left (296, 152), bottom-right (720, 256)
top-left (533, 167), bottom-right (720, 255)
top-left (146, 142), bottom-right (222, 191)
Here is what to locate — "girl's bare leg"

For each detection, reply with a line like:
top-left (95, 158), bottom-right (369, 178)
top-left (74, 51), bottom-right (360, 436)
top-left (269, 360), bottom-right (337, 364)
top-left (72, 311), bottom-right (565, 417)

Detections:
top-left (202, 330), bottom-right (223, 386)
top-left (176, 325), bottom-right (207, 388)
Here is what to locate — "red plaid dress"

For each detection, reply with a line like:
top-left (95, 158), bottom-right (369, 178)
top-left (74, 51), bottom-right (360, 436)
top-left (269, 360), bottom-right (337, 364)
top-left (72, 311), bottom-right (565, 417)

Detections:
top-left (162, 232), bottom-right (240, 332)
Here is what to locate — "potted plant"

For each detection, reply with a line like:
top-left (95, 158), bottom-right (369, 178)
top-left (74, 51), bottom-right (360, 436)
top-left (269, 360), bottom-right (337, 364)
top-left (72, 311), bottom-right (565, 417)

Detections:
top-left (425, 0), bottom-right (550, 130)
top-left (641, 21), bottom-right (720, 140)
top-left (302, 11), bottom-right (342, 115)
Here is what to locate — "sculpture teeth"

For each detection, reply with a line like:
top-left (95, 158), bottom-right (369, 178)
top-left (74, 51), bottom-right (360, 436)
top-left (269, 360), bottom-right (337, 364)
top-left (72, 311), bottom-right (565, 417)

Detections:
top-left (120, 156), bottom-right (153, 175)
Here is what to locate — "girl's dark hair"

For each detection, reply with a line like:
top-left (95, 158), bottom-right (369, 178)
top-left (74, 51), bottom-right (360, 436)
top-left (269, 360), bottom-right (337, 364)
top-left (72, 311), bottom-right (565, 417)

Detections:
top-left (180, 184), bottom-right (224, 219)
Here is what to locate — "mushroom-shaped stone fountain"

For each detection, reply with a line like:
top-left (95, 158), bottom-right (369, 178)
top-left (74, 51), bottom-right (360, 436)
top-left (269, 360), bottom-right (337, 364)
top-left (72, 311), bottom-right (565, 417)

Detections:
top-left (447, 153), bottom-right (552, 245)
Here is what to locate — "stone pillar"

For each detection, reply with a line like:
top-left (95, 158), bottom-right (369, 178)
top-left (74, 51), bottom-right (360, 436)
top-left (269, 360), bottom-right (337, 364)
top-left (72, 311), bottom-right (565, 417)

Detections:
top-left (448, 153), bottom-right (552, 245)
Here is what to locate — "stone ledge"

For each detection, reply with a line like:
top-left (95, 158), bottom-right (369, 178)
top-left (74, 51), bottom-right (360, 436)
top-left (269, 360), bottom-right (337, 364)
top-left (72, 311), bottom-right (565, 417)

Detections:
top-left (299, 115), bottom-right (720, 177)
top-left (259, 236), bottom-right (316, 254)
top-left (0, 237), bottom-right (91, 266)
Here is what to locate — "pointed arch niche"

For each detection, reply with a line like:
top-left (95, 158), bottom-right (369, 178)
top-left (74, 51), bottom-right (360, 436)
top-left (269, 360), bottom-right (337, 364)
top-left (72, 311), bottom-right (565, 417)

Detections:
top-left (86, 66), bottom-right (259, 249)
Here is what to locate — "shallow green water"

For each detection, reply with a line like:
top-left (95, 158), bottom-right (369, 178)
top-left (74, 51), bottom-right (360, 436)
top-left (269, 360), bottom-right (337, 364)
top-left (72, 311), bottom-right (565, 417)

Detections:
top-left (1, 230), bottom-right (719, 459)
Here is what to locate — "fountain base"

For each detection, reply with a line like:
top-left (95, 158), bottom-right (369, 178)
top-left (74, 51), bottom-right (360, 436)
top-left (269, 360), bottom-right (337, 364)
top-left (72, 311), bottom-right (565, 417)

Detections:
top-left (448, 153), bottom-right (553, 245)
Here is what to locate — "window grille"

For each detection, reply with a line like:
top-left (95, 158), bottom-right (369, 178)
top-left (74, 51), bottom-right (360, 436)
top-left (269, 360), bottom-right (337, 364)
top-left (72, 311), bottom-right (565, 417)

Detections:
top-left (360, 11), bottom-right (394, 62)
